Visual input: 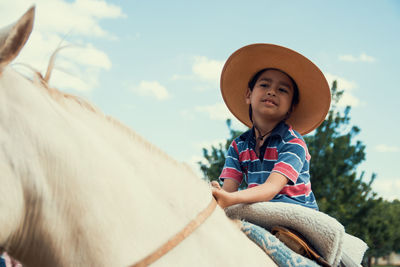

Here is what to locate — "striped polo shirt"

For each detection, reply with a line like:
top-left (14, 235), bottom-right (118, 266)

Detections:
top-left (219, 121), bottom-right (318, 210)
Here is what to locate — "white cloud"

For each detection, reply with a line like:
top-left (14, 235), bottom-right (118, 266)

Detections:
top-left (59, 44), bottom-right (112, 70)
top-left (192, 56), bottom-right (224, 85)
top-left (17, 42), bottom-right (112, 92)
top-left (14, 35), bottom-right (112, 92)
top-left (372, 178), bottom-right (400, 201)
top-left (324, 73), bottom-right (363, 107)
top-left (375, 144), bottom-right (399, 153)
top-left (72, 0), bottom-right (125, 19)
top-left (0, 0), bottom-right (125, 39)
top-left (195, 102), bottom-right (232, 121)
top-left (0, 0), bottom-right (124, 92)
top-left (25, 0), bottom-right (123, 39)
top-left (339, 53), bottom-right (375, 63)
top-left (129, 81), bottom-right (170, 100)
top-left (171, 56), bottom-right (224, 90)
top-left (359, 53), bottom-right (375, 62)
top-left (325, 73), bottom-right (357, 90)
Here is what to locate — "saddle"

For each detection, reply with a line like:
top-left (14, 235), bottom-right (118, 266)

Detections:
top-left (271, 226), bottom-right (330, 267)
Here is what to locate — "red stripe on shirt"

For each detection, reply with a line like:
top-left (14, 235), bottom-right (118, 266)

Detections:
top-left (272, 161), bottom-right (299, 183)
top-left (231, 140), bottom-right (239, 155)
top-left (279, 183), bottom-right (312, 197)
top-left (239, 149), bottom-right (258, 162)
top-left (288, 138), bottom-right (311, 161)
top-left (220, 168), bottom-right (243, 183)
top-left (264, 147), bottom-right (278, 161)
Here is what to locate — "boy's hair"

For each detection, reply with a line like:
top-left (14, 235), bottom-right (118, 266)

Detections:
top-left (247, 68), bottom-right (300, 123)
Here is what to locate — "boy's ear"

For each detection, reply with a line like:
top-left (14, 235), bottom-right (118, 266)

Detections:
top-left (245, 88), bottom-right (251, 104)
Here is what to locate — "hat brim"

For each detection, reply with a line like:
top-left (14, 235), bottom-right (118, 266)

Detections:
top-left (220, 43), bottom-right (331, 135)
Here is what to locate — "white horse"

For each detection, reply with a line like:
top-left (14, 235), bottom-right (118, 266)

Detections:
top-left (0, 7), bottom-right (276, 267)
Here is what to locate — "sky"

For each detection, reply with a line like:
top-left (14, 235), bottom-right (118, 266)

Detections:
top-left (1, 0), bottom-right (399, 200)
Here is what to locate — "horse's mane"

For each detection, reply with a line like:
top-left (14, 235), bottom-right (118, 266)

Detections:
top-left (17, 51), bottom-right (189, 171)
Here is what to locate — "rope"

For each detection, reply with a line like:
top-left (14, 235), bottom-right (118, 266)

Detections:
top-left (130, 196), bottom-right (217, 267)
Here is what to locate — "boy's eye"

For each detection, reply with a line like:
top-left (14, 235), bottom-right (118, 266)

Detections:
top-left (259, 83), bottom-right (270, 88)
top-left (279, 88), bottom-right (288, 93)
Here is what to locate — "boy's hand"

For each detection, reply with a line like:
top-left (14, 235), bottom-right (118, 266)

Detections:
top-left (210, 181), bottom-right (221, 190)
top-left (211, 186), bottom-right (236, 209)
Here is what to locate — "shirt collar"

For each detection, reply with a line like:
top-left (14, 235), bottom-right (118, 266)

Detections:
top-left (239, 120), bottom-right (288, 144)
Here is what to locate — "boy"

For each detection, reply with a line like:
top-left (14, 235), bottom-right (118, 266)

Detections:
top-left (212, 44), bottom-right (331, 210)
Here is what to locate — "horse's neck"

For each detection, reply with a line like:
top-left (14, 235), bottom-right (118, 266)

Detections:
top-left (3, 74), bottom-right (211, 266)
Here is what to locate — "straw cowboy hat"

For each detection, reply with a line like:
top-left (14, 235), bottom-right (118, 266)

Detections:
top-left (220, 43), bottom-right (331, 135)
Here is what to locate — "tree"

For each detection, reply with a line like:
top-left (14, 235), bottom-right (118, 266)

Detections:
top-left (301, 82), bottom-right (400, 265)
top-left (303, 81), bottom-right (376, 231)
top-left (199, 81), bottom-right (398, 265)
top-left (304, 81), bottom-right (374, 212)
top-left (362, 199), bottom-right (399, 263)
top-left (390, 200), bottom-right (400, 253)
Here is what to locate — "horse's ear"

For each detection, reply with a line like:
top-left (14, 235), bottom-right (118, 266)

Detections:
top-left (0, 6), bottom-right (35, 69)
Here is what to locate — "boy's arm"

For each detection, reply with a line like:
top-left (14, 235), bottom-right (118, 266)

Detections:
top-left (222, 179), bottom-right (239, 192)
top-left (212, 172), bottom-right (288, 208)
top-left (210, 179), bottom-right (239, 192)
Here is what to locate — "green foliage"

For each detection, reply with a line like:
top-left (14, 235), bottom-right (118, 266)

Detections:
top-left (302, 82), bottom-right (400, 264)
top-left (304, 81), bottom-right (376, 229)
top-left (361, 199), bottom-right (400, 259)
top-left (390, 200), bottom-right (400, 253)
top-left (305, 84), bottom-right (369, 200)
top-left (198, 81), bottom-right (400, 262)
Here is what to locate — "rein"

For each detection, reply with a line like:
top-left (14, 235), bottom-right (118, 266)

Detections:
top-left (130, 196), bottom-right (218, 267)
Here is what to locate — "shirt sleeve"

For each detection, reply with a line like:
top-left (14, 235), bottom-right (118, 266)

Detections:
top-left (271, 137), bottom-right (310, 184)
top-left (219, 140), bottom-right (243, 184)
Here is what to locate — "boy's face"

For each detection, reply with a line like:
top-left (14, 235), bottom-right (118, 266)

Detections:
top-left (245, 69), bottom-right (294, 124)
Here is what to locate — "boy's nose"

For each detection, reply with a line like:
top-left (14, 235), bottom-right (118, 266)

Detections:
top-left (266, 87), bottom-right (277, 96)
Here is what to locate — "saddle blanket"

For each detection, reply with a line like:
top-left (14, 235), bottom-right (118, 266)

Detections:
top-left (226, 202), bottom-right (368, 266)
top-left (239, 221), bottom-right (321, 267)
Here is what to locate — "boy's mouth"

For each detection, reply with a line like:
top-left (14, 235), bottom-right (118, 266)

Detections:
top-left (262, 98), bottom-right (277, 106)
